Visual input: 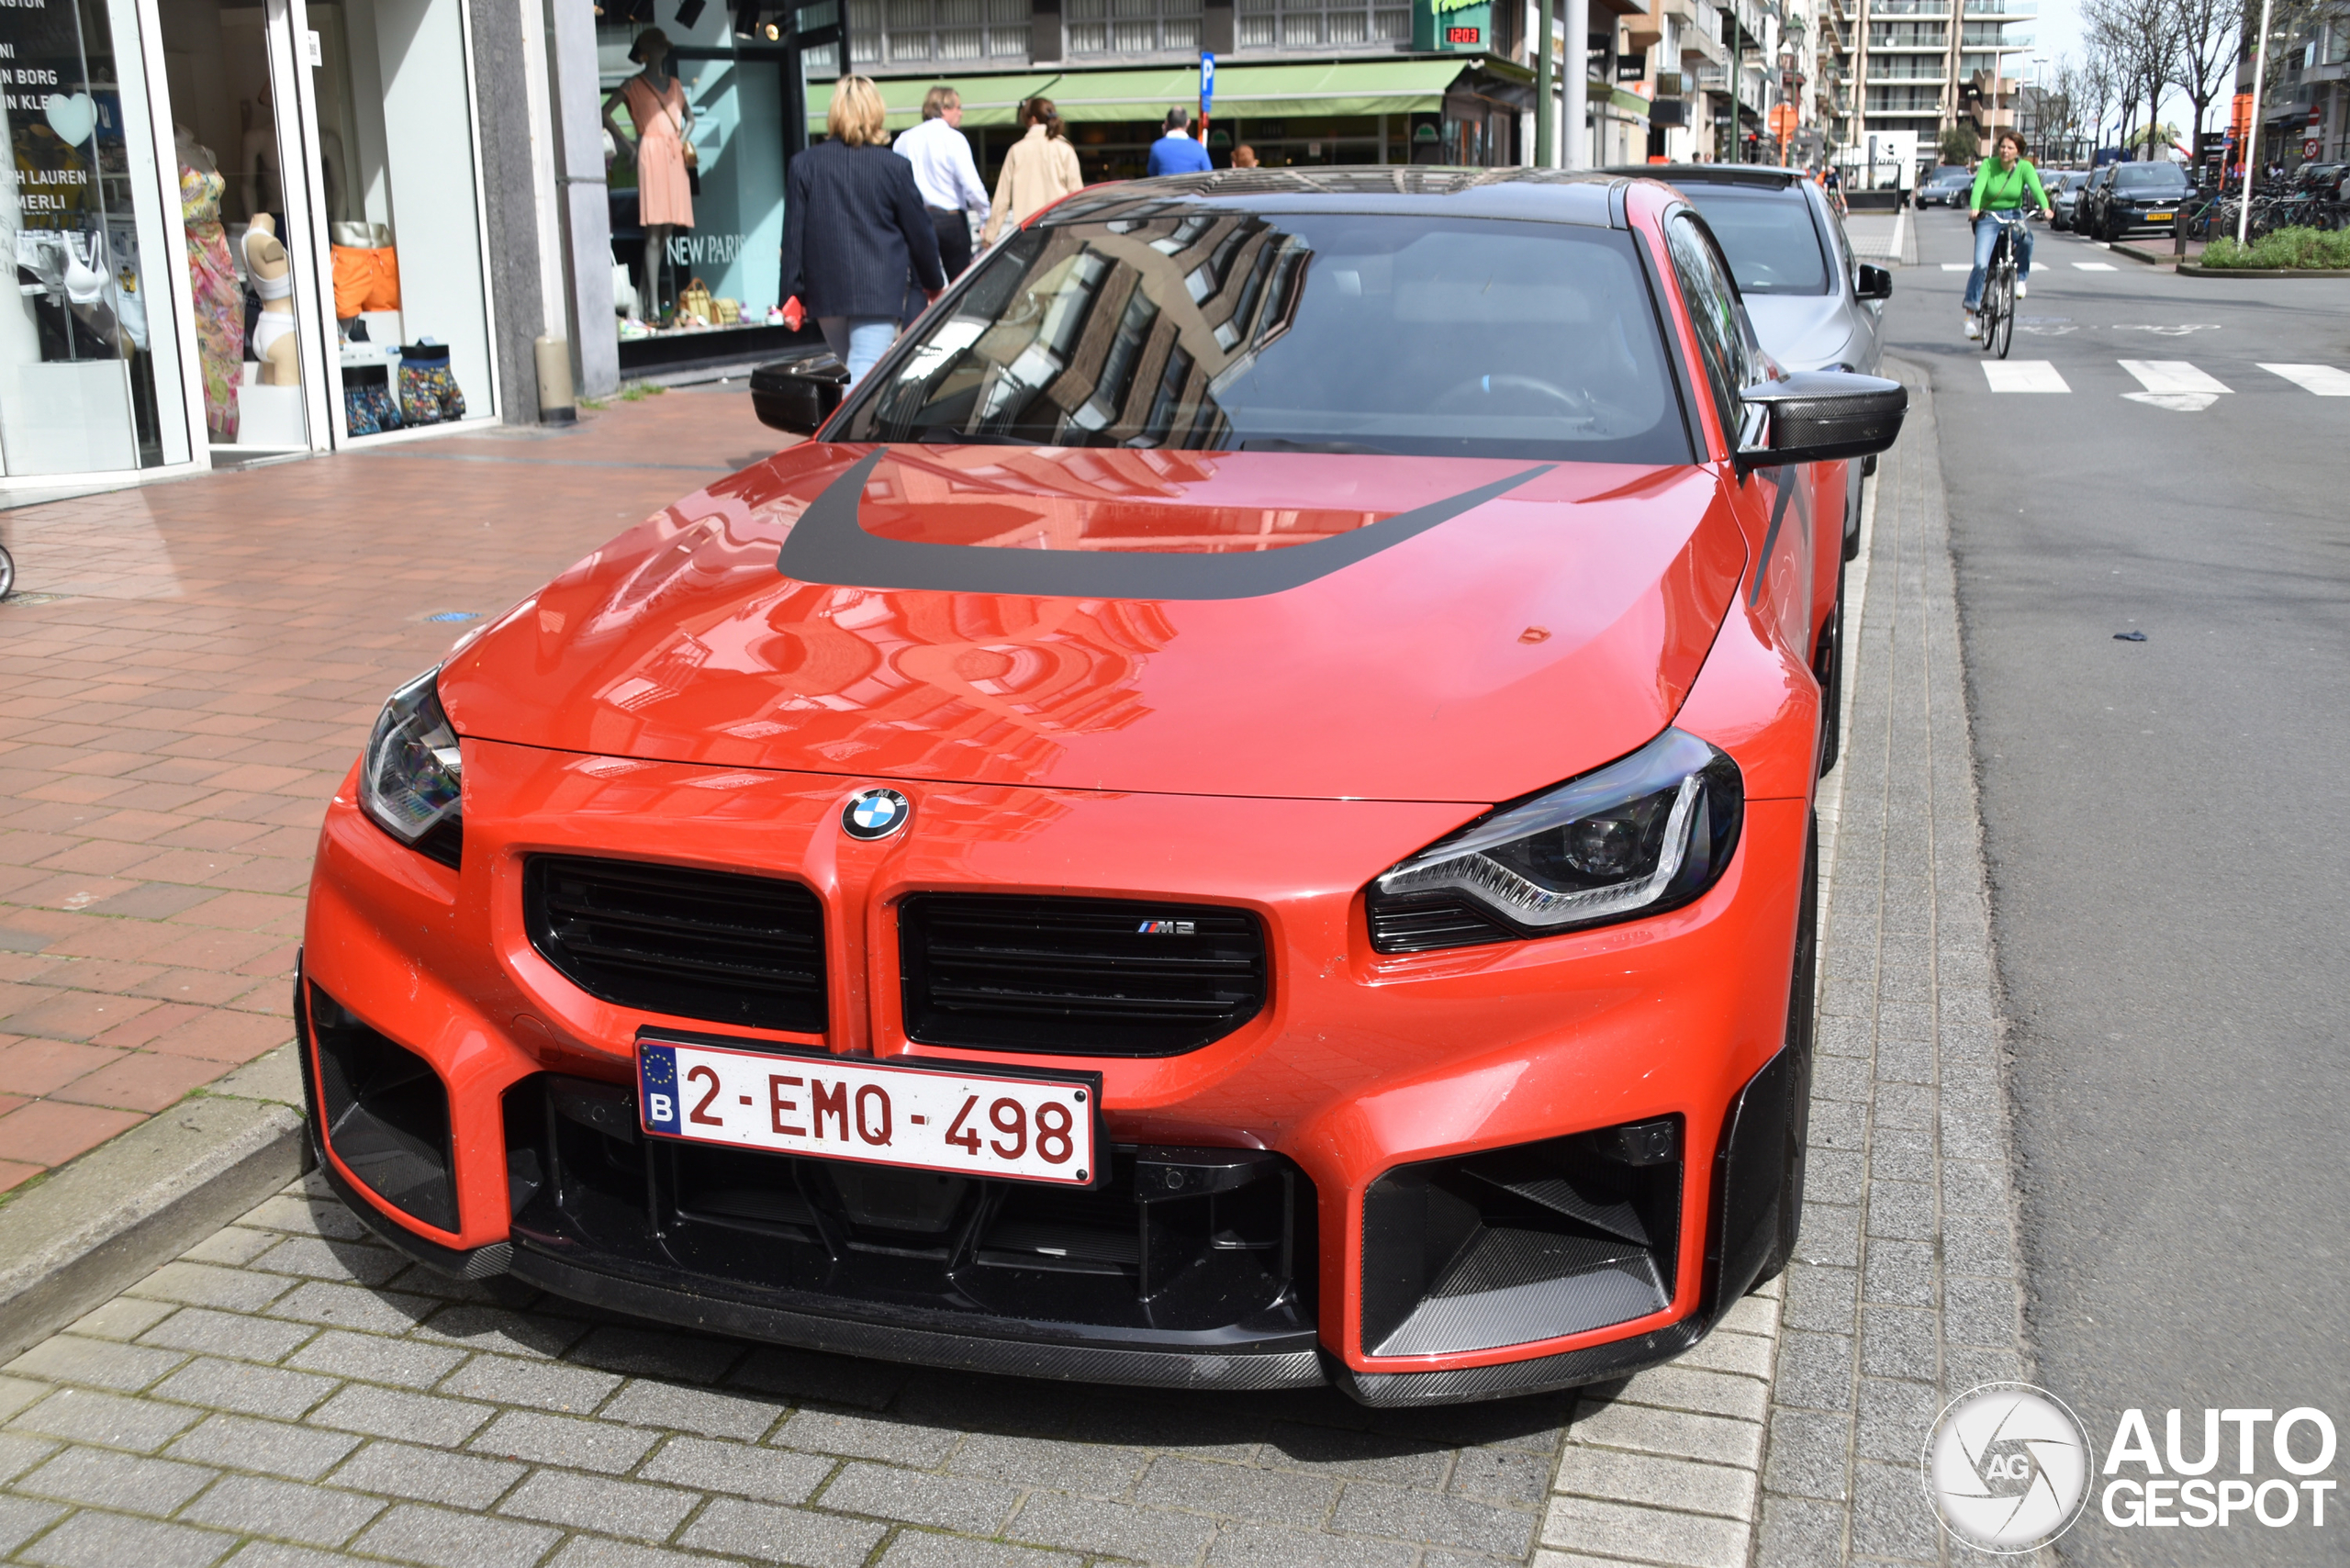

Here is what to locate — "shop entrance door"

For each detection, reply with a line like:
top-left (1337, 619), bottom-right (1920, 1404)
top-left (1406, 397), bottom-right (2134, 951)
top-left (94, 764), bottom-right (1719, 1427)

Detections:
top-left (155, 0), bottom-right (323, 454)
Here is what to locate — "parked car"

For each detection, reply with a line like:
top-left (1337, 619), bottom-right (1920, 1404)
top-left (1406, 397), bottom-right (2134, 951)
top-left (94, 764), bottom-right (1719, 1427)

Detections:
top-left (2084, 161), bottom-right (2192, 241)
top-left (1918, 165), bottom-right (1974, 207)
top-left (2075, 164), bottom-right (2118, 234)
top-left (2046, 170), bottom-right (2092, 230)
top-left (306, 167), bottom-right (1905, 1408)
top-left (1617, 163), bottom-right (1888, 569)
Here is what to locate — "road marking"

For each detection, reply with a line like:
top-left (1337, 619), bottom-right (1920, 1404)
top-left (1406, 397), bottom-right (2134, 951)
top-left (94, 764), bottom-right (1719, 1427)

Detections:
top-left (1941, 263), bottom-right (1972, 271)
top-left (2119, 360), bottom-right (2232, 395)
top-left (2074, 262), bottom-right (2119, 271)
top-left (1982, 360), bottom-right (2072, 393)
top-left (2260, 363), bottom-right (2350, 396)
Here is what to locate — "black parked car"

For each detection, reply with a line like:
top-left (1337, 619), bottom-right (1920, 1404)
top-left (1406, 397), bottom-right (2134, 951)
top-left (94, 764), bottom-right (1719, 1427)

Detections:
top-left (2085, 162), bottom-right (2192, 241)
top-left (1917, 165), bottom-right (1975, 207)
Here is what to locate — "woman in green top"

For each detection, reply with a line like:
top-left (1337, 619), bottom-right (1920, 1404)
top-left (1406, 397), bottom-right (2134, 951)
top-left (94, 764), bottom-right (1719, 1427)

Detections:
top-left (1963, 132), bottom-right (2053, 339)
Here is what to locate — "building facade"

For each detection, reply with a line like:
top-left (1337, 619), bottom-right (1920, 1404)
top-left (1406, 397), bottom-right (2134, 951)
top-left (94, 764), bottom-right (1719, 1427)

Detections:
top-left (1850, 0), bottom-right (2029, 167)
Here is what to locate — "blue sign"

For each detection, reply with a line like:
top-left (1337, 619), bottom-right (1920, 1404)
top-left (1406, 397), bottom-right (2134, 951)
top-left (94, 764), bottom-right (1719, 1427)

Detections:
top-left (1200, 52), bottom-right (1214, 113)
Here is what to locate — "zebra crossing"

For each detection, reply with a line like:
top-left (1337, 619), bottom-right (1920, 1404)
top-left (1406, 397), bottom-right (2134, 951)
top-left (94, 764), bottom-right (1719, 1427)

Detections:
top-left (1975, 358), bottom-right (2350, 407)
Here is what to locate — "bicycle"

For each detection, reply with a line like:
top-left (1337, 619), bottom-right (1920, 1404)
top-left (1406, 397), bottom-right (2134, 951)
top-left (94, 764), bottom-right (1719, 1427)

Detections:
top-left (1975, 210), bottom-right (2026, 360)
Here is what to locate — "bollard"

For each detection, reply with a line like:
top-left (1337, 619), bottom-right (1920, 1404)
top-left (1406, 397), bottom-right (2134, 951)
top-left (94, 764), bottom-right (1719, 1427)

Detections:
top-left (534, 336), bottom-right (577, 424)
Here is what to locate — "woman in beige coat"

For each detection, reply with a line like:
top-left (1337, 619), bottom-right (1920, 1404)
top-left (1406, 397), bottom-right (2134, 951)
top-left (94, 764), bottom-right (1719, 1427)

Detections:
top-left (982, 97), bottom-right (1083, 245)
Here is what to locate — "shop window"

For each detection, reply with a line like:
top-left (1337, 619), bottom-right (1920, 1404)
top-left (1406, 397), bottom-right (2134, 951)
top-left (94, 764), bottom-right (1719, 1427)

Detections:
top-left (1067, 0), bottom-right (1201, 56)
top-left (847, 0), bottom-right (1031, 64)
top-left (2, 0), bottom-right (192, 477)
top-left (600, 16), bottom-right (788, 341)
top-left (1236, 0), bottom-right (1408, 51)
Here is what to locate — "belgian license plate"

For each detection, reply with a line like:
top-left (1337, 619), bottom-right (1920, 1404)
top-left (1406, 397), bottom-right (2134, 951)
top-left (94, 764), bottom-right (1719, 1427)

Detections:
top-left (637, 1036), bottom-right (1102, 1186)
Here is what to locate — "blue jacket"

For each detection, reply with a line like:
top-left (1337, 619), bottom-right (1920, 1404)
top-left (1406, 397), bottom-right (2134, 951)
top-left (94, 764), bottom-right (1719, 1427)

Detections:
top-left (1147, 134), bottom-right (1214, 177)
top-left (780, 139), bottom-right (946, 319)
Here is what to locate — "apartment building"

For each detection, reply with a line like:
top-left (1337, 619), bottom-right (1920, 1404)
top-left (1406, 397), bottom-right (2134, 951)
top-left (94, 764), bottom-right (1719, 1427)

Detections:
top-left (1852, 0), bottom-right (2031, 160)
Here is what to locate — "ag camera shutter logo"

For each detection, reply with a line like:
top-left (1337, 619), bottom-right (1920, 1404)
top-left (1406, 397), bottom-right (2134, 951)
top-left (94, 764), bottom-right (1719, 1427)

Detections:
top-left (1922, 1383), bottom-right (2094, 1552)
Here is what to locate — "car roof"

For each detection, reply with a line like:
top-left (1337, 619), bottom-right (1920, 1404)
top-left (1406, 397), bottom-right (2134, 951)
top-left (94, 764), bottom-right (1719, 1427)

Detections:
top-left (1043, 167), bottom-right (1629, 229)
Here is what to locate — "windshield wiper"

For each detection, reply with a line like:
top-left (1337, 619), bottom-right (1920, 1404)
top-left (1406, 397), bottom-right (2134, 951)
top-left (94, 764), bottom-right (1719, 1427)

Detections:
top-left (1236, 437), bottom-right (1398, 455)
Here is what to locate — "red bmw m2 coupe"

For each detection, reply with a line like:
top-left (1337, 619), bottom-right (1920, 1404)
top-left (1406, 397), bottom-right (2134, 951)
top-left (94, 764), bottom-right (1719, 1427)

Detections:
top-left (302, 168), bottom-right (1903, 1406)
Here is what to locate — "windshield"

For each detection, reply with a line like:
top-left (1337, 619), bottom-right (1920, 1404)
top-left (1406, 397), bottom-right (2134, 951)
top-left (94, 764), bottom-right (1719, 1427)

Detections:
top-left (838, 211), bottom-right (1690, 465)
top-left (2114, 164), bottom-right (2188, 191)
top-left (1679, 185), bottom-right (1830, 296)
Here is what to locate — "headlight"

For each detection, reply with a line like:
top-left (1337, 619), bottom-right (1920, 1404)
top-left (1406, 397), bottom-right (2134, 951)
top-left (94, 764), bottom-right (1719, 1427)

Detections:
top-left (360, 670), bottom-right (464, 868)
top-left (1366, 729), bottom-right (1741, 954)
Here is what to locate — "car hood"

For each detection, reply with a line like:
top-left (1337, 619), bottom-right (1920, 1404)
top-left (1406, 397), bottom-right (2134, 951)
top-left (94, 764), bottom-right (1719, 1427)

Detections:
top-left (441, 443), bottom-right (1746, 803)
top-left (1742, 294), bottom-right (1859, 374)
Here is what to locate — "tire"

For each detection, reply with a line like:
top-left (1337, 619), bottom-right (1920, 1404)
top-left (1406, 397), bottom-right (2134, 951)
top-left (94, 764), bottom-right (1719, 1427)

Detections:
top-left (0, 545), bottom-right (13, 601)
top-left (1750, 812), bottom-right (1819, 1290)
top-left (1990, 272), bottom-right (2016, 358)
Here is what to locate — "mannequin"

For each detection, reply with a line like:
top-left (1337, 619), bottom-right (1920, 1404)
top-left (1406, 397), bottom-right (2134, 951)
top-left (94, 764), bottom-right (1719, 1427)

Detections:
top-left (241, 89), bottom-right (285, 220)
top-left (176, 125), bottom-right (242, 440)
top-left (602, 27), bottom-right (695, 321)
top-left (241, 212), bottom-right (298, 386)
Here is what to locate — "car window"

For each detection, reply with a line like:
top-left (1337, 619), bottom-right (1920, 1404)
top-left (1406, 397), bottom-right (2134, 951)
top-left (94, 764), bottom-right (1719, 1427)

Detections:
top-left (1676, 185), bottom-right (1831, 296)
top-left (2113, 165), bottom-right (2189, 191)
top-left (845, 212), bottom-right (1691, 464)
top-left (1662, 210), bottom-right (1748, 449)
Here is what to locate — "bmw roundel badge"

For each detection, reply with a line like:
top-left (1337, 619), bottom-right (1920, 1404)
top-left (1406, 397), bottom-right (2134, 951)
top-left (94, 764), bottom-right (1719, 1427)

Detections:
top-left (842, 787), bottom-right (912, 841)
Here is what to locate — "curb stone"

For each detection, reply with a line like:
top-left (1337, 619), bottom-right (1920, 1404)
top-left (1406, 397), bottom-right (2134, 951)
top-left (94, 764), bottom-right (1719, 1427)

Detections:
top-left (0, 1047), bottom-right (310, 1363)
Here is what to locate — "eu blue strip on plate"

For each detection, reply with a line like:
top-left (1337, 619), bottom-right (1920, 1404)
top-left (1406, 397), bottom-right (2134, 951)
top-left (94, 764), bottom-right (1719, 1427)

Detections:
top-left (640, 1044), bottom-right (680, 1134)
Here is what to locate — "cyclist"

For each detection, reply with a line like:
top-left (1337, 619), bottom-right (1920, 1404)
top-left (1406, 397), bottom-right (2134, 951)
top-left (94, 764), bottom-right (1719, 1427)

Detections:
top-left (1963, 131), bottom-right (2053, 340)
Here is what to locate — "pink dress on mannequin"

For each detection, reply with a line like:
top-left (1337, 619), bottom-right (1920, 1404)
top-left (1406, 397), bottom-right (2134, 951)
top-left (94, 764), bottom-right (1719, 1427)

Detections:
top-left (622, 75), bottom-right (696, 229)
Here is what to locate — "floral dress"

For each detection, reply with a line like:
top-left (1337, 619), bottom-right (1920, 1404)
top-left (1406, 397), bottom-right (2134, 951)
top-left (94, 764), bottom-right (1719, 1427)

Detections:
top-left (180, 163), bottom-right (242, 441)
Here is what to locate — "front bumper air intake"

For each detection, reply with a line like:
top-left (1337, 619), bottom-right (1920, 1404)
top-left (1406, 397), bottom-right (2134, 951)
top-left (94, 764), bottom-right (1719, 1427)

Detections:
top-left (1360, 1119), bottom-right (1683, 1358)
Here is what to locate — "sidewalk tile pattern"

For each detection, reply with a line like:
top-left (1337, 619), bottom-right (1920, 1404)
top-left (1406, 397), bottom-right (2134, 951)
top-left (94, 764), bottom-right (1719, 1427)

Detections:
top-left (0, 1173), bottom-right (1582, 1566)
top-left (0, 394), bottom-right (778, 1190)
top-left (1751, 361), bottom-right (2031, 1565)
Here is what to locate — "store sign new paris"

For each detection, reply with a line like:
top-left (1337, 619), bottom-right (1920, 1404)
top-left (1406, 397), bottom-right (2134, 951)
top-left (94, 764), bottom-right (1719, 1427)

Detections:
top-left (1413, 0), bottom-right (1492, 52)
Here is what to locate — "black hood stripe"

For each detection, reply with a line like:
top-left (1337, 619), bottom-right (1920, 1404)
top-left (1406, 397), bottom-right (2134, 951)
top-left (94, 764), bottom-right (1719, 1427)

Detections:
top-left (777, 448), bottom-right (1556, 601)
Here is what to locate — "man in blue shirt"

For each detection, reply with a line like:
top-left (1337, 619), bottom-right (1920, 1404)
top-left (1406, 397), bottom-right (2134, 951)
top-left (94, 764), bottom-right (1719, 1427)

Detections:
top-left (1147, 108), bottom-right (1214, 176)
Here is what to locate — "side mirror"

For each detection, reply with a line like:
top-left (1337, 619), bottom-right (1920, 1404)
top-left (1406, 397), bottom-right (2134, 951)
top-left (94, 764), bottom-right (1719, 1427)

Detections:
top-left (1736, 370), bottom-right (1907, 472)
top-left (750, 348), bottom-right (849, 436)
top-left (1855, 263), bottom-right (1893, 301)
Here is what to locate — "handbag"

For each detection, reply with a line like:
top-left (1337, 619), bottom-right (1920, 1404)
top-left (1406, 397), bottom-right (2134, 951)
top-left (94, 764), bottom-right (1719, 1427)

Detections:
top-left (677, 276), bottom-right (714, 324)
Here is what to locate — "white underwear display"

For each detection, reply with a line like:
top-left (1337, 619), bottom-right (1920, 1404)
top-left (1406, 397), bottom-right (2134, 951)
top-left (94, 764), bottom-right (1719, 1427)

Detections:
top-left (252, 308), bottom-right (298, 359)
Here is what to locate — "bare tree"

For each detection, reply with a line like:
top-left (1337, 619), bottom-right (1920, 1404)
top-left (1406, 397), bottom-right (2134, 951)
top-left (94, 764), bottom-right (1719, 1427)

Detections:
top-left (2087, 0), bottom-right (2181, 161)
top-left (2168, 0), bottom-right (2239, 163)
top-left (2075, 40), bottom-right (2121, 158)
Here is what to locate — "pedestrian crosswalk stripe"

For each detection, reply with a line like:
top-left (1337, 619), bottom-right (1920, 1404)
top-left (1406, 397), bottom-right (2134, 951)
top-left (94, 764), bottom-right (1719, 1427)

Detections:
top-left (2074, 262), bottom-right (2118, 271)
top-left (2259, 363), bottom-right (2350, 396)
top-left (1942, 263), bottom-right (1972, 271)
top-left (2119, 361), bottom-right (2232, 395)
top-left (1982, 361), bottom-right (2072, 393)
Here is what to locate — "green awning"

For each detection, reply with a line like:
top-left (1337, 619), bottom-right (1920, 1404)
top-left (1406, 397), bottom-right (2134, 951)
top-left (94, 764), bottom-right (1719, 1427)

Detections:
top-left (1047, 59), bottom-right (1469, 122)
top-left (826, 59), bottom-right (1471, 131)
top-left (806, 71), bottom-right (1065, 132)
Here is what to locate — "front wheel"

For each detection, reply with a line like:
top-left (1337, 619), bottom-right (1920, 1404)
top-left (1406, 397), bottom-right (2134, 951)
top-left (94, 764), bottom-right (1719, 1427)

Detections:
top-left (0, 543), bottom-right (13, 601)
top-left (1990, 271), bottom-right (2016, 358)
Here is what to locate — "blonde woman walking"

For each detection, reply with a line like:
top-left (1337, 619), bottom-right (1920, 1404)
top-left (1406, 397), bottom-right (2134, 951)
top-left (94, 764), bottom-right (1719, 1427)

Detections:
top-left (780, 76), bottom-right (945, 385)
top-left (982, 97), bottom-right (1082, 245)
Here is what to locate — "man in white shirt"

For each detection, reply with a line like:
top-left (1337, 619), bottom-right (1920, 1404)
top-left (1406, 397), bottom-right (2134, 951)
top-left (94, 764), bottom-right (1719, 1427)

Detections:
top-left (893, 86), bottom-right (990, 281)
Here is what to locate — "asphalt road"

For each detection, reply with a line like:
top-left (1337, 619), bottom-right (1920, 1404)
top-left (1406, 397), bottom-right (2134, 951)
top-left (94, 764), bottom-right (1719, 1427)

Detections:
top-left (1887, 211), bottom-right (2350, 1562)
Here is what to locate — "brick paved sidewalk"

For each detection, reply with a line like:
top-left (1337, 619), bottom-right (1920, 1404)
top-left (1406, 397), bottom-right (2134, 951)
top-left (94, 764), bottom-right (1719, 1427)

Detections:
top-left (0, 1170), bottom-right (1572, 1568)
top-left (0, 391), bottom-right (782, 1193)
